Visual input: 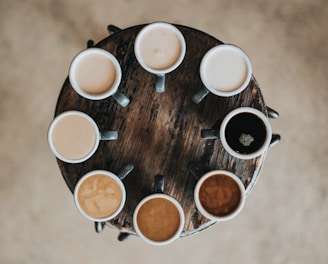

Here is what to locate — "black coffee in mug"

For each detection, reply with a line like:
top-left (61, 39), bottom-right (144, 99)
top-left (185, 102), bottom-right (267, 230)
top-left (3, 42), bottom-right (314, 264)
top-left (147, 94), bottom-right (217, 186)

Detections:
top-left (224, 112), bottom-right (267, 154)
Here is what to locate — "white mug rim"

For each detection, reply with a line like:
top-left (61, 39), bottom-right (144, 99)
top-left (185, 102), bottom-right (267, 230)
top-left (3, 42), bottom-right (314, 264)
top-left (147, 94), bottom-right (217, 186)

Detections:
top-left (220, 107), bottom-right (272, 160)
top-left (194, 170), bottom-right (246, 222)
top-left (134, 22), bottom-right (186, 74)
top-left (133, 193), bottom-right (185, 246)
top-left (74, 170), bottom-right (126, 222)
top-left (69, 48), bottom-right (122, 100)
top-left (200, 44), bottom-right (252, 97)
top-left (48, 111), bottom-right (100, 163)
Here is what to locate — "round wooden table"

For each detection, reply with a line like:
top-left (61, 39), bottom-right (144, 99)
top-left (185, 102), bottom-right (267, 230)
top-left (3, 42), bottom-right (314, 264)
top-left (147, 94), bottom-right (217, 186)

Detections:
top-left (54, 24), bottom-right (269, 239)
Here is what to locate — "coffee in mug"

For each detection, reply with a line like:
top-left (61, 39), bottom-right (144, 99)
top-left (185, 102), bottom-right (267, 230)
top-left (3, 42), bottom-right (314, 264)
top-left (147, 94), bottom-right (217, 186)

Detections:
top-left (134, 22), bottom-right (186, 93)
top-left (133, 193), bottom-right (185, 246)
top-left (134, 22), bottom-right (186, 74)
top-left (194, 170), bottom-right (245, 221)
top-left (201, 44), bottom-right (252, 96)
top-left (192, 44), bottom-right (252, 103)
top-left (220, 107), bottom-right (272, 159)
top-left (48, 111), bottom-right (117, 163)
top-left (74, 170), bottom-right (126, 222)
top-left (69, 48), bottom-right (130, 106)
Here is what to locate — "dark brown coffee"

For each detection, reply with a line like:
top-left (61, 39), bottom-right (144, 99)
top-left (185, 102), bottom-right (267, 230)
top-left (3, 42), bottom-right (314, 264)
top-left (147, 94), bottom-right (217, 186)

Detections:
top-left (136, 198), bottom-right (180, 242)
top-left (199, 174), bottom-right (241, 217)
top-left (225, 112), bottom-right (266, 154)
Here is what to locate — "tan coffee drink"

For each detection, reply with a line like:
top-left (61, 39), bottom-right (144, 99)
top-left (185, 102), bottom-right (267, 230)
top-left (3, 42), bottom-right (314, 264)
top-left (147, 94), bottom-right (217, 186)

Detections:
top-left (69, 48), bottom-right (123, 101)
top-left (75, 53), bottom-right (116, 95)
top-left (77, 173), bottom-right (123, 219)
top-left (138, 27), bottom-right (182, 70)
top-left (134, 22), bottom-right (186, 76)
top-left (136, 197), bottom-right (181, 242)
top-left (50, 112), bottom-right (97, 161)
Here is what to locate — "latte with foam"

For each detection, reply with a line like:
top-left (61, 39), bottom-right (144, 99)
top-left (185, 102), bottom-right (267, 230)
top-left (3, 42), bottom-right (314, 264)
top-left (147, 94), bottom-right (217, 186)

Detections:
top-left (77, 173), bottom-right (123, 219)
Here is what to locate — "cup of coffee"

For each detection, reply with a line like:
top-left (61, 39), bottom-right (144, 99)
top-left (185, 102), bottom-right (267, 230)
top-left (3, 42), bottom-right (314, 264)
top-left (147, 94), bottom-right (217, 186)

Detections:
top-left (133, 175), bottom-right (185, 246)
top-left (74, 170), bottom-right (127, 222)
top-left (48, 111), bottom-right (118, 163)
top-left (134, 22), bottom-right (186, 93)
top-left (69, 48), bottom-right (130, 107)
top-left (194, 170), bottom-right (246, 222)
top-left (192, 44), bottom-right (252, 104)
top-left (219, 107), bottom-right (272, 159)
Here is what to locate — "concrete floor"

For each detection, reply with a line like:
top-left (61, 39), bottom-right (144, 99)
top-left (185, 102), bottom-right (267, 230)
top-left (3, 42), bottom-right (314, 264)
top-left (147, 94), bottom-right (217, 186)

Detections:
top-left (1, 0), bottom-right (327, 263)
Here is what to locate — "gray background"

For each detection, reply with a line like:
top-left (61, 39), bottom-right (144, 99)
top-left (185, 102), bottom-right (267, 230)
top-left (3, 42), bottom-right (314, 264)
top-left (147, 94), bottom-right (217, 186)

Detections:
top-left (1, 0), bottom-right (327, 263)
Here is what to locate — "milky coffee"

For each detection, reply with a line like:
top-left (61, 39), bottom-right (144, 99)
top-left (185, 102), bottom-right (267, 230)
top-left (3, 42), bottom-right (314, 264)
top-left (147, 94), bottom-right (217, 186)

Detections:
top-left (77, 173), bottom-right (123, 219)
top-left (138, 27), bottom-right (182, 70)
top-left (75, 53), bottom-right (116, 95)
top-left (51, 113), bottom-right (97, 161)
top-left (202, 48), bottom-right (247, 92)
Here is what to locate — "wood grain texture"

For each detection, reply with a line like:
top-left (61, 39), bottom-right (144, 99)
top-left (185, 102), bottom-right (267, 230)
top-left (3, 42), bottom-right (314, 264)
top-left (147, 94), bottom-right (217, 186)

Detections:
top-left (54, 24), bottom-right (267, 236)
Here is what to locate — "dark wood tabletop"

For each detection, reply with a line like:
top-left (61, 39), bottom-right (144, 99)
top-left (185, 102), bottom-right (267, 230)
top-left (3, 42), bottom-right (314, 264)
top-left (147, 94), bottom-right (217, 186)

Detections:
top-left (54, 24), bottom-right (268, 238)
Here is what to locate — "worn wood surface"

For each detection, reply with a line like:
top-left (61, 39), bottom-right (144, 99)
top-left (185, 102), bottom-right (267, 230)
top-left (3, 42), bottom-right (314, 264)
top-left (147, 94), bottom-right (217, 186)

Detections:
top-left (54, 24), bottom-right (267, 236)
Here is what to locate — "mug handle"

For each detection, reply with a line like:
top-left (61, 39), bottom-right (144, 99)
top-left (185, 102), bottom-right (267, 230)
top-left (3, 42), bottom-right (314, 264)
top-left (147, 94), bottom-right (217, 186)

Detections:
top-left (117, 232), bottom-right (130, 241)
top-left (100, 131), bottom-right (118, 141)
top-left (114, 163), bottom-right (134, 242)
top-left (154, 174), bottom-right (164, 193)
top-left (266, 106), bottom-right (279, 119)
top-left (266, 106), bottom-right (281, 147)
top-left (117, 163), bottom-right (134, 180)
top-left (192, 87), bottom-right (209, 104)
top-left (201, 129), bottom-right (218, 139)
top-left (155, 74), bottom-right (165, 93)
top-left (95, 221), bottom-right (105, 233)
top-left (86, 39), bottom-right (94, 48)
top-left (269, 134), bottom-right (281, 148)
top-left (107, 24), bottom-right (122, 34)
top-left (112, 90), bottom-right (130, 107)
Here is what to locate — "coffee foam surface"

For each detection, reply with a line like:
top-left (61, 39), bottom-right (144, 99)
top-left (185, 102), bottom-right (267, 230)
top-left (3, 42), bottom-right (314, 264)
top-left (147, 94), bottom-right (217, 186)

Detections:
top-left (78, 174), bottom-right (122, 219)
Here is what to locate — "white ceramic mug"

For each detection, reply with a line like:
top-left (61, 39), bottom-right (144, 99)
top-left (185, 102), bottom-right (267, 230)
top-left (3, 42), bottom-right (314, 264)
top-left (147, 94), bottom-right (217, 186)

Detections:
top-left (48, 111), bottom-right (118, 163)
top-left (220, 107), bottom-right (272, 159)
top-left (194, 170), bottom-right (246, 222)
top-left (74, 170), bottom-right (127, 222)
top-left (133, 193), bottom-right (185, 246)
top-left (134, 22), bottom-right (186, 93)
top-left (192, 44), bottom-right (252, 103)
top-left (69, 48), bottom-right (130, 107)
